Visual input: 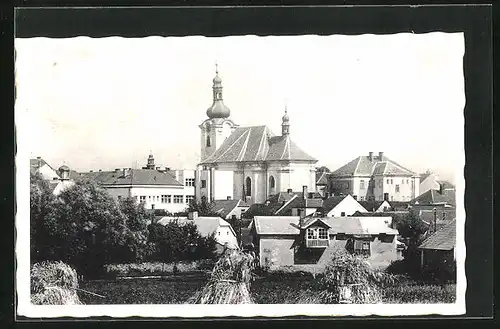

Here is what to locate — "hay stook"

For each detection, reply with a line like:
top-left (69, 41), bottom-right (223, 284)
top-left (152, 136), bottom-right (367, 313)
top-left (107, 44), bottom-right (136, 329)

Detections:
top-left (30, 261), bottom-right (83, 305)
top-left (189, 249), bottom-right (255, 304)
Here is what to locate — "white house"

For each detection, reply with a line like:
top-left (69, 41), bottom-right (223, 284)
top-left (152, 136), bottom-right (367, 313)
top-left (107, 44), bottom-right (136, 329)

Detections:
top-left (195, 66), bottom-right (318, 205)
top-left (30, 157), bottom-right (60, 181)
top-left (81, 154), bottom-right (196, 214)
top-left (321, 194), bottom-right (369, 217)
top-left (157, 214), bottom-right (239, 250)
top-left (329, 152), bottom-right (420, 202)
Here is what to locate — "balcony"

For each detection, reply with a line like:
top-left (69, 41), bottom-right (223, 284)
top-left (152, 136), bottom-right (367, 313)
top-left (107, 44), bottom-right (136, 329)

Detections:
top-left (306, 238), bottom-right (329, 248)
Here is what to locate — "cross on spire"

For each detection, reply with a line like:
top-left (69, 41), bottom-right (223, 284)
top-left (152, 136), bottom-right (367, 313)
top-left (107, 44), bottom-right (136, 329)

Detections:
top-left (215, 62), bottom-right (219, 75)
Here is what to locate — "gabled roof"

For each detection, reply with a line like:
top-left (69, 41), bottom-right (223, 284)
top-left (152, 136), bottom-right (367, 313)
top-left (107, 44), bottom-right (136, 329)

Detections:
top-left (300, 217), bottom-right (331, 229)
top-left (331, 155), bottom-right (416, 177)
top-left (30, 158), bottom-right (57, 173)
top-left (358, 200), bottom-right (387, 212)
top-left (80, 169), bottom-right (183, 186)
top-left (252, 216), bottom-right (397, 236)
top-left (157, 216), bottom-right (236, 237)
top-left (321, 195), bottom-right (349, 213)
top-left (437, 180), bottom-right (455, 190)
top-left (419, 219), bottom-right (456, 251)
top-left (418, 209), bottom-right (457, 232)
top-left (411, 189), bottom-right (455, 206)
top-left (212, 199), bottom-right (249, 218)
top-left (316, 171), bottom-right (329, 185)
top-left (253, 216), bottom-right (301, 235)
top-left (323, 217), bottom-right (398, 235)
top-left (275, 195), bottom-right (323, 215)
top-left (200, 125), bottom-right (316, 164)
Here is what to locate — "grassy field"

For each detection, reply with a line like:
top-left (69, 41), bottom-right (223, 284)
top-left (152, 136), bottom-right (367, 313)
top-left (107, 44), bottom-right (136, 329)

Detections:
top-left (78, 275), bottom-right (456, 304)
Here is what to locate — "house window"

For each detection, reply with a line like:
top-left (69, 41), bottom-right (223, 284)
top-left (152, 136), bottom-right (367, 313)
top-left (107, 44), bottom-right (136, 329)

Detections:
top-left (395, 185), bottom-right (400, 192)
top-left (360, 196), bottom-right (365, 201)
top-left (406, 179), bottom-right (409, 184)
top-left (353, 240), bottom-right (371, 256)
top-left (206, 135), bottom-right (211, 147)
top-left (185, 178), bottom-right (195, 187)
top-left (185, 195), bottom-right (195, 204)
top-left (341, 212), bottom-right (346, 217)
top-left (161, 195), bottom-right (171, 203)
top-left (390, 179), bottom-right (393, 184)
top-left (307, 227), bottom-right (328, 240)
top-left (353, 195), bottom-right (357, 200)
top-left (387, 179), bottom-right (390, 184)
top-left (245, 177), bottom-right (252, 197)
top-left (139, 196), bottom-right (146, 203)
top-left (173, 195), bottom-right (184, 204)
top-left (269, 176), bottom-right (275, 189)
top-left (360, 180), bottom-right (365, 189)
top-left (201, 180), bottom-right (207, 188)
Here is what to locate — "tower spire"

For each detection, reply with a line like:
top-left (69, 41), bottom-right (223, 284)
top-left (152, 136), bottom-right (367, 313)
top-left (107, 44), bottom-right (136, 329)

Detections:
top-left (281, 103), bottom-right (290, 136)
top-left (206, 63), bottom-right (231, 119)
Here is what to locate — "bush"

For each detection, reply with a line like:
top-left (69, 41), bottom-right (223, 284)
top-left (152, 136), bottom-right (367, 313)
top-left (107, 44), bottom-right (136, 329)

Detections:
top-left (383, 283), bottom-right (456, 303)
top-left (105, 260), bottom-right (215, 277)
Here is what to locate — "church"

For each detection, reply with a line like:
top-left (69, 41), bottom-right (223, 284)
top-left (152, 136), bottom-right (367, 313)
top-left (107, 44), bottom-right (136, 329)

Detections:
top-left (195, 66), bottom-right (318, 205)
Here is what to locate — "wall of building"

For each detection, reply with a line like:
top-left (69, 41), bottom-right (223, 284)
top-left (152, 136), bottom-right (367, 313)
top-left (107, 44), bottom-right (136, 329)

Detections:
top-left (38, 164), bottom-right (60, 181)
top-left (329, 177), bottom-right (354, 196)
top-left (213, 169), bottom-right (234, 200)
top-left (325, 195), bottom-right (368, 217)
top-left (259, 236), bottom-right (296, 269)
top-left (215, 225), bottom-right (238, 249)
top-left (257, 232), bottom-right (398, 271)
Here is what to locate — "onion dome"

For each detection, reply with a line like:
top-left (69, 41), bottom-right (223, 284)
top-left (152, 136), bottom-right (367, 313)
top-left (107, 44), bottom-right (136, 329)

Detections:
top-left (206, 63), bottom-right (231, 119)
top-left (59, 165), bottom-right (70, 172)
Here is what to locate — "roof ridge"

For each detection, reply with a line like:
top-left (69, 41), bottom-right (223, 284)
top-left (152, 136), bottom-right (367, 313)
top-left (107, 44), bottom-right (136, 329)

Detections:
top-left (275, 194), bottom-right (298, 214)
top-left (353, 157), bottom-right (362, 175)
top-left (255, 127), bottom-right (267, 161)
top-left (237, 129), bottom-right (252, 161)
top-left (212, 129), bottom-right (249, 162)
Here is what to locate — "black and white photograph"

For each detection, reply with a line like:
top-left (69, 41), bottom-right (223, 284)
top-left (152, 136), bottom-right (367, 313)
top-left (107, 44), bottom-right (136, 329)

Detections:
top-left (14, 5), bottom-right (491, 319)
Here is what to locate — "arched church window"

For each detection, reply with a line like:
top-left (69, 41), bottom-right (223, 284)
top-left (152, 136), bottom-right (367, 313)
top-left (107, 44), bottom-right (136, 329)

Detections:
top-left (269, 176), bottom-right (275, 189)
top-left (206, 135), bottom-right (211, 147)
top-left (245, 177), bottom-right (252, 197)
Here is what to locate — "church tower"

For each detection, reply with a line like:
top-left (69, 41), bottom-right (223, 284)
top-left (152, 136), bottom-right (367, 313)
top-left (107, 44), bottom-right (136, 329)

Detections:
top-left (199, 64), bottom-right (238, 162)
top-left (281, 106), bottom-right (290, 136)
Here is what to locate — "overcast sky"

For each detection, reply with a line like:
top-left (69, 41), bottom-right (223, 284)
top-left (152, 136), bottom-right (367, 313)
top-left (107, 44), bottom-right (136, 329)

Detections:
top-left (15, 33), bottom-right (464, 183)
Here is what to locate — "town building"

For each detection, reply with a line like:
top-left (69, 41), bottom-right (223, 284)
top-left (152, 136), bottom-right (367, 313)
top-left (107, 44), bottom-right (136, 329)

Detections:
top-left (195, 66), bottom-right (318, 205)
top-left (30, 157), bottom-right (60, 181)
top-left (329, 152), bottom-right (420, 202)
top-left (157, 213), bottom-right (239, 252)
top-left (320, 194), bottom-right (368, 217)
top-left (315, 170), bottom-right (329, 197)
top-left (80, 153), bottom-right (195, 214)
top-left (411, 185), bottom-right (456, 207)
top-left (418, 219), bottom-right (456, 277)
top-left (211, 199), bottom-right (250, 220)
top-left (358, 200), bottom-right (392, 213)
top-left (249, 216), bottom-right (400, 270)
top-left (419, 169), bottom-right (455, 196)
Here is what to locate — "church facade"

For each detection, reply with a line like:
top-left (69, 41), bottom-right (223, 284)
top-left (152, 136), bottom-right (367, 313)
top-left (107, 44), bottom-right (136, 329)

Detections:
top-left (195, 67), bottom-right (318, 205)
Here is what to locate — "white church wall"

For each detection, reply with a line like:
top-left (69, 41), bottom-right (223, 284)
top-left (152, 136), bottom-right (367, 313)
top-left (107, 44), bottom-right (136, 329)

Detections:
top-left (214, 170), bottom-right (234, 200)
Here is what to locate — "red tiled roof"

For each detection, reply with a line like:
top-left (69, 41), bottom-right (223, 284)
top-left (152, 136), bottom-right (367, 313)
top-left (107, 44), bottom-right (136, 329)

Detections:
top-left (418, 219), bottom-right (456, 250)
top-left (200, 125), bottom-right (316, 164)
top-left (331, 155), bottom-right (416, 177)
top-left (80, 169), bottom-right (182, 186)
top-left (411, 189), bottom-right (456, 206)
top-left (212, 199), bottom-right (249, 218)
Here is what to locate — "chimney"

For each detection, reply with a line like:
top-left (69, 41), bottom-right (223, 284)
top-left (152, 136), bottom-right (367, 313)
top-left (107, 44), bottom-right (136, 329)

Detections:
top-left (287, 188), bottom-right (293, 194)
top-left (165, 167), bottom-right (170, 171)
top-left (302, 185), bottom-right (307, 200)
top-left (122, 168), bottom-right (128, 177)
top-left (227, 196), bottom-right (231, 200)
top-left (98, 169), bottom-right (102, 172)
top-left (36, 156), bottom-right (42, 168)
top-left (439, 182), bottom-right (444, 195)
top-left (188, 211), bottom-right (198, 220)
top-left (369, 152), bottom-right (374, 161)
top-left (379, 152), bottom-right (384, 160)
top-left (89, 170), bottom-right (93, 173)
top-left (433, 207), bottom-right (437, 234)
top-left (156, 166), bottom-right (160, 170)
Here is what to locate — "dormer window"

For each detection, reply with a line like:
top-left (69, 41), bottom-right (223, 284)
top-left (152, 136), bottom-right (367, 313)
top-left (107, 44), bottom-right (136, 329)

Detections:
top-left (305, 227), bottom-right (329, 248)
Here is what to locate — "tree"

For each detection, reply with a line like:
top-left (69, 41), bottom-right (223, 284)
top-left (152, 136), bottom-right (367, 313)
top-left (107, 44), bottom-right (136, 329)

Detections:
top-left (147, 220), bottom-right (217, 263)
top-left (30, 176), bottom-right (129, 278)
top-left (187, 196), bottom-right (220, 217)
top-left (316, 166), bottom-right (331, 173)
top-left (118, 197), bottom-right (156, 262)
